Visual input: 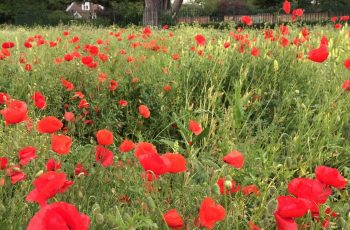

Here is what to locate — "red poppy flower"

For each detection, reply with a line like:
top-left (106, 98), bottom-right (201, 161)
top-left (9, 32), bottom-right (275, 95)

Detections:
top-left (340, 15), bottom-right (349, 21)
top-left (95, 145), bottom-right (114, 167)
top-left (51, 134), bottom-right (72, 155)
top-left (280, 37), bottom-right (289, 47)
top-left (75, 163), bottom-right (87, 176)
top-left (0, 100), bottom-right (28, 125)
top-left (223, 41), bottom-right (230, 48)
top-left (195, 34), bottom-right (206, 46)
top-left (0, 92), bottom-right (11, 105)
top-left (242, 184), bottom-right (260, 196)
top-left (315, 166), bottom-right (347, 189)
top-left (88, 45), bottom-right (99, 56)
top-left (241, 16), bottom-right (253, 26)
top-left (164, 85), bottom-right (172, 92)
top-left (26, 171), bottom-right (73, 207)
top-left (46, 158), bottom-right (61, 171)
top-left (60, 78), bottom-right (74, 91)
top-left (251, 47), bottom-right (260, 57)
top-left (138, 105), bottom-right (150, 118)
top-left (274, 212), bottom-right (297, 230)
top-left (109, 80), bottom-right (118, 91)
top-left (134, 142), bottom-right (167, 175)
top-left (6, 165), bottom-right (26, 184)
top-left (163, 209), bottom-right (184, 230)
top-left (288, 178), bottom-right (332, 213)
top-left (217, 178), bottom-right (240, 195)
top-left (119, 139), bottom-right (135, 153)
top-left (78, 99), bottom-right (89, 109)
top-left (64, 54), bottom-right (74, 62)
top-left (280, 25), bottom-right (289, 35)
top-left (81, 56), bottom-right (93, 65)
top-left (161, 153), bottom-right (187, 173)
top-left (342, 80), bottom-right (350, 91)
top-left (188, 120), bottom-right (203, 135)
top-left (292, 9), bottom-right (304, 21)
top-left (275, 196), bottom-right (309, 219)
top-left (331, 16), bottom-right (338, 22)
top-left (172, 54), bottom-right (179, 61)
top-left (334, 24), bottom-right (342, 29)
top-left (0, 157), bottom-right (8, 170)
top-left (344, 58), bottom-right (350, 70)
top-left (18, 146), bottom-right (37, 166)
top-left (223, 150), bottom-right (244, 169)
top-left (282, 0), bottom-right (291, 14)
top-left (27, 202), bottom-right (90, 230)
top-left (308, 45), bottom-right (329, 63)
top-left (248, 221), bottom-right (261, 230)
top-left (199, 197), bottom-right (226, 229)
top-left (96, 129), bottom-right (114, 146)
top-left (2, 41), bottom-right (15, 49)
top-left (64, 111), bottom-right (75, 122)
top-left (32, 91), bottom-right (46, 109)
top-left (118, 100), bottom-right (128, 107)
top-left (37, 116), bottom-right (63, 134)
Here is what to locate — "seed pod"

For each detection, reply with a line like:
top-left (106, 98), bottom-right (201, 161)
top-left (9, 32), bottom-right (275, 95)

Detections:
top-left (0, 203), bottom-right (5, 214)
top-left (266, 199), bottom-right (277, 216)
top-left (145, 196), bottom-right (156, 212)
top-left (212, 184), bottom-right (221, 195)
top-left (95, 213), bottom-right (104, 225)
top-left (268, 186), bottom-right (277, 196)
top-left (92, 203), bottom-right (101, 215)
top-left (224, 180), bottom-right (233, 191)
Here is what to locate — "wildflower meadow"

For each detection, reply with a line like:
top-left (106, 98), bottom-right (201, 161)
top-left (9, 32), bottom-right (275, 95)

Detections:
top-left (0, 1), bottom-right (350, 229)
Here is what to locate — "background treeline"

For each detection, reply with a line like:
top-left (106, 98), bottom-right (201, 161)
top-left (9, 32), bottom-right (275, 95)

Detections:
top-left (0, 0), bottom-right (349, 26)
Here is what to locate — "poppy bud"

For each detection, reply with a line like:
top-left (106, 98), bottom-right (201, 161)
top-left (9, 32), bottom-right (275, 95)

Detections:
top-left (225, 175), bottom-right (233, 181)
top-left (96, 213), bottom-right (104, 224)
top-left (268, 186), bottom-right (277, 195)
top-left (337, 217), bottom-right (346, 228)
top-left (266, 199), bottom-right (277, 215)
top-left (92, 203), bottom-right (101, 215)
top-left (35, 170), bottom-right (44, 177)
top-left (212, 184), bottom-right (221, 195)
top-left (274, 60), bottom-right (279, 72)
top-left (146, 196), bottom-right (156, 212)
top-left (342, 203), bottom-right (349, 213)
top-left (224, 180), bottom-right (233, 190)
top-left (78, 191), bottom-right (84, 198)
top-left (285, 157), bottom-right (293, 169)
top-left (106, 213), bottom-right (116, 226)
top-left (0, 203), bottom-right (5, 214)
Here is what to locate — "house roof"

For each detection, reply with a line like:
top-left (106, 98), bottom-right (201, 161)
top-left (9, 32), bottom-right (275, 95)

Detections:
top-left (66, 2), bottom-right (105, 12)
top-left (66, 2), bottom-right (75, 12)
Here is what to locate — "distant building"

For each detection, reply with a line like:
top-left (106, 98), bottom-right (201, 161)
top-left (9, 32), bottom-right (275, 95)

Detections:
top-left (66, 1), bottom-right (104, 20)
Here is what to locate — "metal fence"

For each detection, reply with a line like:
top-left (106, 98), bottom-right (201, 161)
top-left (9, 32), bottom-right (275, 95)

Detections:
top-left (4, 8), bottom-right (350, 27)
top-left (176, 11), bottom-right (350, 25)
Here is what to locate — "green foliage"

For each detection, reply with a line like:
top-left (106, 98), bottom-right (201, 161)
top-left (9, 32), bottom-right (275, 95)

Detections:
top-left (0, 24), bottom-right (350, 229)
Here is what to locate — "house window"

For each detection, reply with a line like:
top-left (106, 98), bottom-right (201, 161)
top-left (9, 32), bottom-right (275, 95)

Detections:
top-left (82, 2), bottom-right (90, 11)
top-left (91, 13), bottom-right (97, 19)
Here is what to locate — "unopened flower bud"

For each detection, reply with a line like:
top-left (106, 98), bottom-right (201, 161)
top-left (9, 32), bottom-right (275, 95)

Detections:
top-left (224, 180), bottom-right (233, 190)
top-left (92, 203), bottom-right (101, 215)
top-left (212, 184), bottom-right (221, 195)
top-left (95, 213), bottom-right (104, 224)
top-left (145, 196), bottom-right (156, 212)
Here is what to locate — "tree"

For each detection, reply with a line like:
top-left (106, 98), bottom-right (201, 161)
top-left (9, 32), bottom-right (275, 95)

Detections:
top-left (253, 0), bottom-right (281, 10)
top-left (143, 0), bottom-right (184, 26)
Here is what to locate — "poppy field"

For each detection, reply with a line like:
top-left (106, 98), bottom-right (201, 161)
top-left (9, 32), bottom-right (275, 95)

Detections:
top-left (1, 6), bottom-right (350, 230)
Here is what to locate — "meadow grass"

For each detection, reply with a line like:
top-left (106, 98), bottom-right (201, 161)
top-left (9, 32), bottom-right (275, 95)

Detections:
top-left (0, 23), bottom-right (349, 229)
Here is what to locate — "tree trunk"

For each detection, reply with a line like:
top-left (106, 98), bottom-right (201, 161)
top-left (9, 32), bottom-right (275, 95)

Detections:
top-left (143, 0), bottom-right (162, 26)
top-left (143, 0), bottom-right (183, 26)
top-left (171, 0), bottom-right (183, 19)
